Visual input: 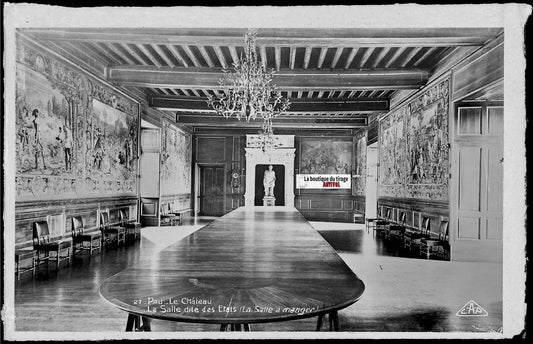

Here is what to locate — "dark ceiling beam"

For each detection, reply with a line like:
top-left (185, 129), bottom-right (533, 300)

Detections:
top-left (23, 28), bottom-right (502, 47)
top-left (175, 115), bottom-right (367, 128)
top-left (260, 46), bottom-right (268, 71)
top-left (192, 126), bottom-right (359, 136)
top-left (149, 96), bottom-right (389, 113)
top-left (303, 47), bottom-right (312, 70)
top-left (65, 41), bottom-right (110, 67)
top-left (120, 42), bottom-right (146, 65)
top-left (344, 48), bottom-right (359, 69)
top-left (166, 44), bottom-right (189, 67)
top-left (43, 41), bottom-right (105, 76)
top-left (103, 42), bottom-right (137, 65)
top-left (107, 65), bottom-right (428, 90)
top-left (213, 46), bottom-right (228, 69)
top-left (275, 46), bottom-right (281, 71)
top-left (137, 44), bottom-right (162, 67)
top-left (316, 47), bottom-right (327, 69)
top-left (152, 44), bottom-right (176, 67)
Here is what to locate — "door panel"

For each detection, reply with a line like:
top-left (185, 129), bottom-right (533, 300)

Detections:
top-left (458, 147), bottom-right (481, 211)
top-left (486, 145), bottom-right (503, 212)
top-left (139, 153), bottom-right (159, 197)
top-left (457, 217), bottom-right (480, 239)
top-left (200, 165), bottom-right (225, 216)
top-left (486, 218), bottom-right (503, 240)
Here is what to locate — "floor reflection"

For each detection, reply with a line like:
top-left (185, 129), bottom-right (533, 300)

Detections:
top-left (13, 216), bottom-right (502, 333)
top-left (318, 229), bottom-right (447, 260)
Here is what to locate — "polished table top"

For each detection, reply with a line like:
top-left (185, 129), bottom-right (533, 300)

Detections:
top-left (100, 206), bottom-right (365, 324)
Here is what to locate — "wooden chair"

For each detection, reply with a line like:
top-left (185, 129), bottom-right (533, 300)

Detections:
top-left (365, 217), bottom-right (377, 234)
top-left (72, 216), bottom-right (101, 255)
top-left (386, 211), bottom-right (406, 241)
top-left (100, 212), bottom-right (126, 247)
top-left (168, 204), bottom-right (186, 225)
top-left (15, 249), bottom-right (36, 279)
top-left (419, 220), bottom-right (449, 260)
top-left (119, 210), bottom-right (141, 242)
top-left (33, 221), bottom-right (72, 267)
top-left (403, 216), bottom-right (431, 251)
top-left (160, 204), bottom-right (178, 226)
top-left (373, 208), bottom-right (390, 236)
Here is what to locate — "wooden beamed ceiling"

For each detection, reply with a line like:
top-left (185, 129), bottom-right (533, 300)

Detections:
top-left (150, 96), bottom-right (389, 114)
top-left (20, 27), bottom-right (503, 130)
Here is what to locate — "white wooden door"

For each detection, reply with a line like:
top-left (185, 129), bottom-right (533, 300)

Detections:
top-left (451, 104), bottom-right (503, 262)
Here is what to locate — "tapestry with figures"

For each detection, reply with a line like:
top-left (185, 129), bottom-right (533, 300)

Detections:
top-left (160, 119), bottom-right (192, 196)
top-left (15, 41), bottom-right (139, 200)
top-left (353, 130), bottom-right (367, 197)
top-left (299, 137), bottom-right (352, 174)
top-left (379, 78), bottom-right (450, 200)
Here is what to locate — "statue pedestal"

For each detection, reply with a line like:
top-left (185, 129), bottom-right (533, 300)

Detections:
top-left (263, 196), bottom-right (276, 207)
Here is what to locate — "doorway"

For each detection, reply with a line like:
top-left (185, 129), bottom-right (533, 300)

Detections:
top-left (139, 127), bottom-right (160, 226)
top-left (199, 165), bottom-right (226, 216)
top-left (365, 143), bottom-right (378, 219)
top-left (450, 102), bottom-right (503, 262)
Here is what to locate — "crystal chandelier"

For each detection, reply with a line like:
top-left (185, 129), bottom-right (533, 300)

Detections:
top-left (206, 29), bottom-right (290, 136)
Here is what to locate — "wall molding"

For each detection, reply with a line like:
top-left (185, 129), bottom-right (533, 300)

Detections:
top-left (378, 196), bottom-right (448, 210)
top-left (15, 195), bottom-right (138, 208)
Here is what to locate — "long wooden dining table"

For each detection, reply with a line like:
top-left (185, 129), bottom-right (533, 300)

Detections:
top-left (99, 206), bottom-right (365, 331)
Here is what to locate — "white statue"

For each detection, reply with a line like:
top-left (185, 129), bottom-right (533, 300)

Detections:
top-left (263, 165), bottom-right (276, 197)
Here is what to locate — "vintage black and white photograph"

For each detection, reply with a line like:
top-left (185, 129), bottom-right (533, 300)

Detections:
top-left (2, 3), bottom-right (529, 341)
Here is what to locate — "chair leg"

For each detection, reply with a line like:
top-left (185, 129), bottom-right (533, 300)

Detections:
top-left (316, 313), bottom-right (324, 331)
top-left (220, 323), bottom-right (249, 331)
top-left (330, 310), bottom-right (340, 331)
top-left (141, 317), bottom-right (151, 331)
top-left (317, 311), bottom-right (340, 331)
top-left (125, 314), bottom-right (152, 332)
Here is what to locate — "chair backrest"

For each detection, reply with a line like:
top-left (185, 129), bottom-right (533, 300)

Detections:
top-left (33, 221), bottom-right (50, 246)
top-left (72, 216), bottom-right (84, 237)
top-left (439, 220), bottom-right (449, 241)
top-left (421, 217), bottom-right (430, 235)
top-left (399, 211), bottom-right (406, 224)
top-left (100, 211), bottom-right (109, 227)
top-left (385, 209), bottom-right (391, 220)
top-left (119, 209), bottom-right (126, 225)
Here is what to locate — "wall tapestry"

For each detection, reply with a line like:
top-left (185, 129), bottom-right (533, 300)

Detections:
top-left (299, 137), bottom-right (352, 174)
top-left (160, 119), bottom-right (192, 196)
top-left (15, 41), bottom-right (139, 200)
top-left (379, 78), bottom-right (450, 200)
top-left (353, 131), bottom-right (367, 196)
